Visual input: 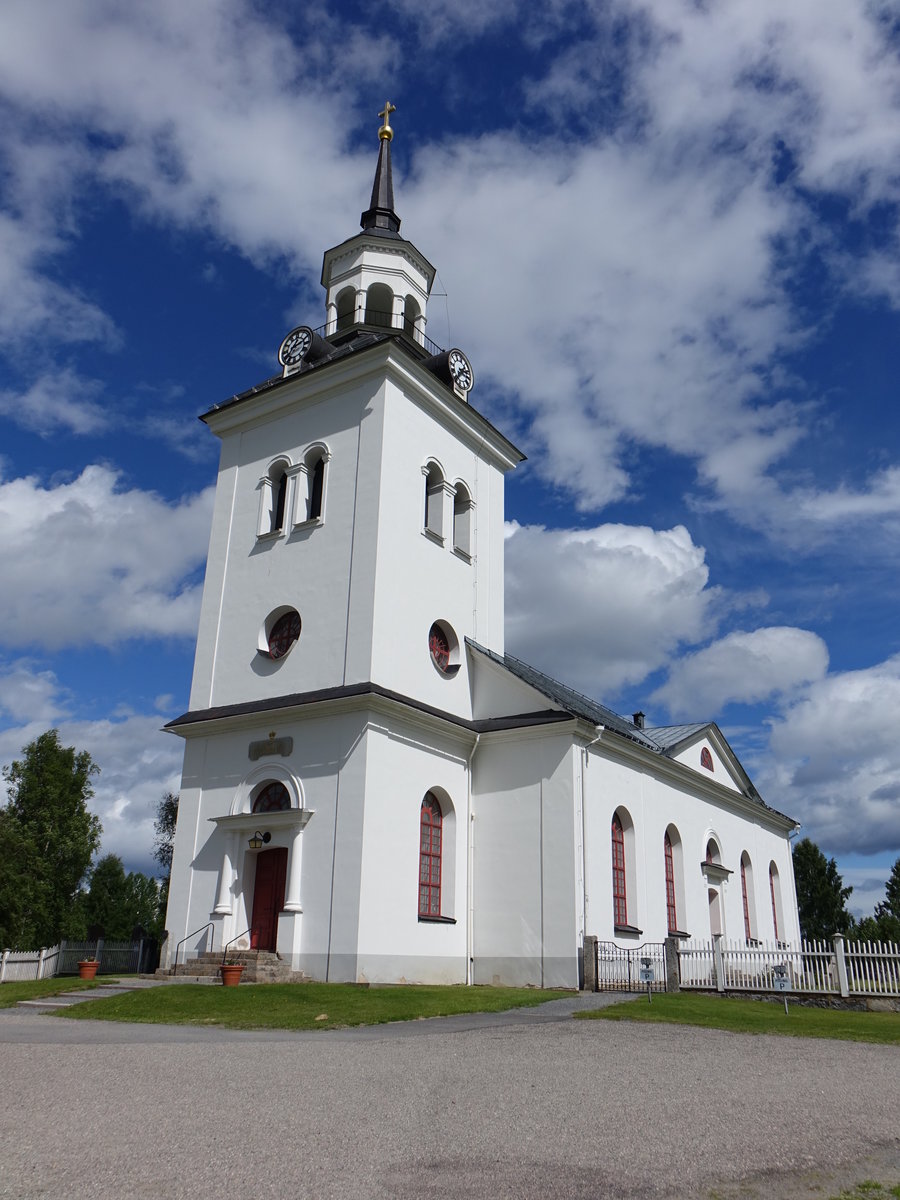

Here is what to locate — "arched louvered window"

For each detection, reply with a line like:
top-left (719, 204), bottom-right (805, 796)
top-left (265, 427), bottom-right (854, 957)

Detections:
top-left (612, 814), bottom-right (627, 928)
top-left (418, 793), bottom-right (443, 918)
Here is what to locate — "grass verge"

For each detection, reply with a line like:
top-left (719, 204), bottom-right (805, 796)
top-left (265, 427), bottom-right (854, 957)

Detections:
top-left (827, 1184), bottom-right (900, 1199)
top-left (57, 982), bottom-right (570, 1031)
top-left (578, 992), bottom-right (900, 1044)
top-left (0, 977), bottom-right (102, 1007)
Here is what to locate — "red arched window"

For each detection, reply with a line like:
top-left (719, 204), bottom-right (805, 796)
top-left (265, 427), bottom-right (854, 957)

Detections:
top-left (741, 857), bottom-right (752, 940)
top-left (664, 832), bottom-right (678, 933)
top-left (700, 747), bottom-right (714, 771)
top-left (611, 814), bottom-right (627, 927)
top-left (418, 793), bottom-right (442, 918)
top-left (769, 865), bottom-right (780, 941)
top-left (253, 781), bottom-right (291, 813)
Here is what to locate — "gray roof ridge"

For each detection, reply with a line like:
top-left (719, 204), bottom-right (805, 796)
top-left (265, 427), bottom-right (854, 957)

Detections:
top-left (466, 638), bottom-right (662, 750)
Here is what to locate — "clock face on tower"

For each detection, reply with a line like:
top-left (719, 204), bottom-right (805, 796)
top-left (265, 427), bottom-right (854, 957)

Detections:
top-left (279, 326), bottom-right (313, 368)
top-left (447, 349), bottom-right (473, 393)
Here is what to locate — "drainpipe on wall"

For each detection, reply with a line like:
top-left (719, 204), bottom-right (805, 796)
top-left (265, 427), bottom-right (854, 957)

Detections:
top-left (466, 732), bottom-right (481, 987)
top-left (581, 728), bottom-right (605, 950)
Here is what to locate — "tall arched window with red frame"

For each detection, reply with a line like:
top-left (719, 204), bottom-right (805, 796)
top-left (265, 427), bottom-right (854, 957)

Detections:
top-left (612, 813), bottom-right (627, 928)
top-left (664, 832), bottom-right (678, 934)
top-left (769, 864), bottom-right (780, 941)
top-left (418, 793), bottom-right (443, 918)
top-left (741, 857), bottom-right (752, 940)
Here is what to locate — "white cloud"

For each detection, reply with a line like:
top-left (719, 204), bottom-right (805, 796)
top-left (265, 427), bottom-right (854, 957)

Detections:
top-left (0, 660), bottom-right (69, 725)
top-left (0, 369), bottom-right (110, 436)
top-left (504, 520), bottom-right (717, 696)
top-left (1, 1), bottom-right (900, 543)
top-left (0, 704), bottom-right (183, 877)
top-left (759, 655), bottom-right (900, 855)
top-left (0, 466), bottom-right (213, 650)
top-left (652, 626), bottom-right (829, 717)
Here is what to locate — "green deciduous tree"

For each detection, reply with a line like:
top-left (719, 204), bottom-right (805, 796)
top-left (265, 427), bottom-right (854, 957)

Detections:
top-left (152, 790), bottom-right (178, 928)
top-left (792, 837), bottom-right (853, 940)
top-left (0, 730), bottom-right (102, 948)
top-left (82, 854), bottom-right (162, 941)
top-left (875, 857), bottom-right (900, 924)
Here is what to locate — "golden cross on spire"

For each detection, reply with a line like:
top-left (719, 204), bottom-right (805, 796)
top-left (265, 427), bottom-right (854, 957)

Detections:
top-left (378, 100), bottom-right (396, 142)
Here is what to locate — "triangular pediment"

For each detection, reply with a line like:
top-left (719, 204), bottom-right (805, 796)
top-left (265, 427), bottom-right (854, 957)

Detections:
top-left (646, 723), bottom-right (750, 795)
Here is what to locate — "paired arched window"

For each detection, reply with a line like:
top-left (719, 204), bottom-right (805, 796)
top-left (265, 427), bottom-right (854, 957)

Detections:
top-left (303, 446), bottom-right (328, 523)
top-left (252, 781), bottom-right (291, 813)
top-left (418, 793), bottom-right (443, 918)
top-left (611, 814), bottom-right (628, 928)
top-left (424, 462), bottom-right (444, 540)
top-left (453, 483), bottom-right (472, 557)
top-left (259, 459), bottom-right (291, 537)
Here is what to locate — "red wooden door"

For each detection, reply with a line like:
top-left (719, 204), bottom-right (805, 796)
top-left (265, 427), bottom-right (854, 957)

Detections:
top-left (250, 848), bottom-right (287, 951)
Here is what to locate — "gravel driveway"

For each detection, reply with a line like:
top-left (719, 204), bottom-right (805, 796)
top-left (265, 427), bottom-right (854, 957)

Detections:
top-left (0, 997), bottom-right (897, 1199)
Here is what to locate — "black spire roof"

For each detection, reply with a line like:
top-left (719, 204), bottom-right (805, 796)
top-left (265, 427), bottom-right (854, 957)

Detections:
top-left (360, 105), bottom-right (401, 235)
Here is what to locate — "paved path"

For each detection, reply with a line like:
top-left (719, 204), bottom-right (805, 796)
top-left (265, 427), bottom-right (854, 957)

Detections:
top-left (0, 994), bottom-right (897, 1198)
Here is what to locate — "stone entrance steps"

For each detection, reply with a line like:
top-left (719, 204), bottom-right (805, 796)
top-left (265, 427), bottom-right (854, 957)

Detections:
top-left (156, 949), bottom-right (306, 984)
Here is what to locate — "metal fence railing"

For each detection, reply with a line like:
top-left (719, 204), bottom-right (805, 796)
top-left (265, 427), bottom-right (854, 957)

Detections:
top-left (594, 941), bottom-right (667, 992)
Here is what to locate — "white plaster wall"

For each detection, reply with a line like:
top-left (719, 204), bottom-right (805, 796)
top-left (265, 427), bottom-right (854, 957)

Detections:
top-left (354, 719), bottom-right (470, 984)
top-left (367, 372), bottom-right (508, 717)
top-left (582, 740), bottom-right (800, 947)
top-left (469, 651), bottom-right (558, 720)
top-left (471, 730), bottom-right (580, 989)
top-left (190, 373), bottom-right (385, 710)
top-left (670, 735), bottom-right (742, 793)
top-left (164, 708), bottom-right (370, 977)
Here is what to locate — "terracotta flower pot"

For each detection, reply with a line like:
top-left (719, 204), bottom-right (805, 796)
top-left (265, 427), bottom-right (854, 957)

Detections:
top-left (77, 961), bottom-right (99, 980)
top-left (220, 963), bottom-right (245, 987)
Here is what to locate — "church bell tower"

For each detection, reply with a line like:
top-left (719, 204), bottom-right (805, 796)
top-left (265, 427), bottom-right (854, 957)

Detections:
top-left (185, 104), bottom-right (522, 723)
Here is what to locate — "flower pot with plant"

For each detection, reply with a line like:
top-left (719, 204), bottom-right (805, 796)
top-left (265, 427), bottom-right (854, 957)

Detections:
top-left (77, 958), bottom-right (99, 980)
top-left (220, 959), bottom-right (245, 987)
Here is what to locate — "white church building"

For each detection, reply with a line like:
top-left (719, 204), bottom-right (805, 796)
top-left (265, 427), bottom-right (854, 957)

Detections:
top-left (163, 108), bottom-right (801, 988)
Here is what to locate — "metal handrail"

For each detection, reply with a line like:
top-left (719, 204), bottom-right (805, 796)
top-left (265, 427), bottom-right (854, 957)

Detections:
top-left (171, 922), bottom-right (213, 976)
top-left (222, 928), bottom-right (253, 965)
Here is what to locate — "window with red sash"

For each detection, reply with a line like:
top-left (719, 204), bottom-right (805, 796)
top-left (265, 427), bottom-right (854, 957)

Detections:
top-left (664, 832), bottom-right (678, 934)
top-left (612, 813), bottom-right (627, 927)
top-left (418, 793), bottom-right (442, 918)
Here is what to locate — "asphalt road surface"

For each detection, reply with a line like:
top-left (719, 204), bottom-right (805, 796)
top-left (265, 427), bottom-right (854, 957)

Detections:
top-left (0, 996), bottom-right (898, 1199)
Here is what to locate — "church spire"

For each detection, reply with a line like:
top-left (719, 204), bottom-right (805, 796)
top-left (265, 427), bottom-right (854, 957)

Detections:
top-left (360, 101), bottom-right (401, 235)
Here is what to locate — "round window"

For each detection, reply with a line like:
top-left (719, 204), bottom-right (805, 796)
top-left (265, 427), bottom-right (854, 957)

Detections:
top-left (429, 622), bottom-right (451, 672)
top-left (253, 781), bottom-right (291, 813)
top-left (268, 610), bottom-right (301, 659)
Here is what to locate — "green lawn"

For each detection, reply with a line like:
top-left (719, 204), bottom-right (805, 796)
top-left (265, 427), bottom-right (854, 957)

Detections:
top-left (58, 981), bottom-right (571, 1030)
top-left (827, 1184), bottom-right (900, 1200)
top-left (0, 977), bottom-right (101, 1007)
top-left (579, 992), bottom-right (900, 1045)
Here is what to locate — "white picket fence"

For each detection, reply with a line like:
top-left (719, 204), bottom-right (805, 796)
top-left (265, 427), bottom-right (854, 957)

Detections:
top-left (0, 944), bottom-right (61, 983)
top-left (679, 934), bottom-right (900, 998)
top-left (0, 939), bottom-right (151, 982)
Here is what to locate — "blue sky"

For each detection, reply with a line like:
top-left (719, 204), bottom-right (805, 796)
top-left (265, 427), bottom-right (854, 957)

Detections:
top-left (1, 0), bottom-right (899, 918)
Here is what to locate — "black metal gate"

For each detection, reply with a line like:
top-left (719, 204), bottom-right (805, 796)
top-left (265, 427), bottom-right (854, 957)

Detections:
top-left (595, 941), bottom-right (667, 992)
